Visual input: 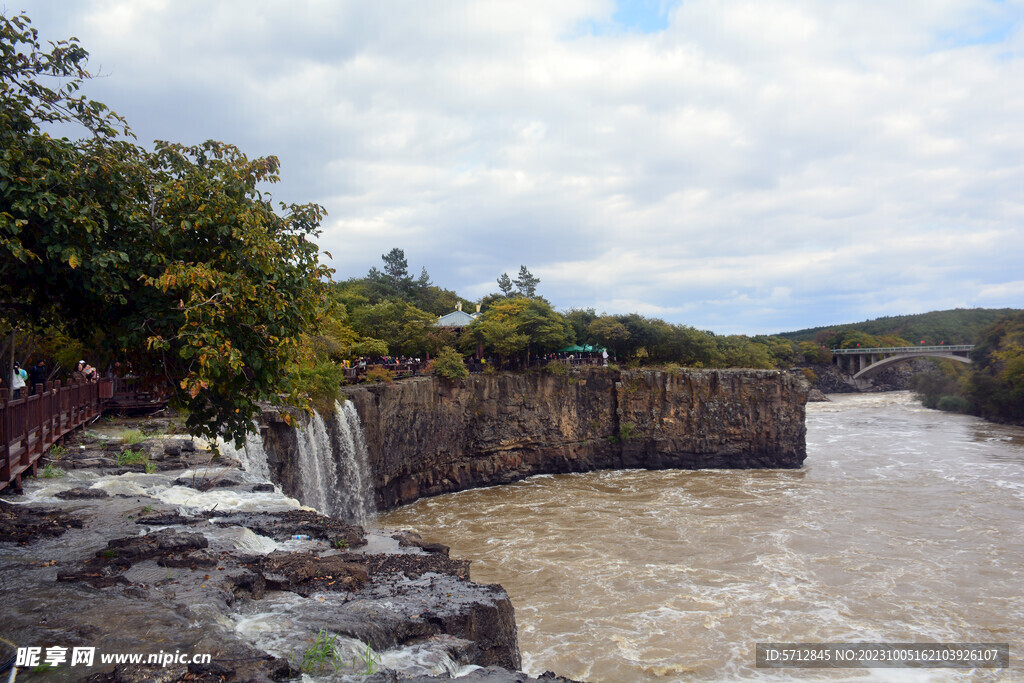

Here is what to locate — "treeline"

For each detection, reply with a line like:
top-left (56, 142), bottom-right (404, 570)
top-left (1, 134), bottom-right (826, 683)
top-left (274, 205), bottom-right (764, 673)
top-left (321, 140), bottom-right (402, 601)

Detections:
top-left (779, 308), bottom-right (1018, 346)
top-left (911, 312), bottom-right (1024, 425)
top-left (301, 248), bottom-right (837, 378)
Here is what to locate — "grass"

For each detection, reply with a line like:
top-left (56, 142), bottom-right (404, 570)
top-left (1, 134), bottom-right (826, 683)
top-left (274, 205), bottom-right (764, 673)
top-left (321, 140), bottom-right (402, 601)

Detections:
top-left (120, 429), bottom-right (146, 445)
top-left (332, 538), bottom-right (349, 550)
top-left (118, 449), bottom-right (148, 467)
top-left (351, 642), bottom-right (381, 675)
top-left (49, 444), bottom-right (69, 459)
top-left (295, 628), bottom-right (343, 673)
top-left (40, 463), bottom-right (65, 478)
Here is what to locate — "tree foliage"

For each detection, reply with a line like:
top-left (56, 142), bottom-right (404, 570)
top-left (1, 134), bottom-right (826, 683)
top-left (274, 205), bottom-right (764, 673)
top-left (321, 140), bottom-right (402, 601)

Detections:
top-left (1, 12), bottom-right (332, 443)
top-left (514, 265), bottom-right (540, 298)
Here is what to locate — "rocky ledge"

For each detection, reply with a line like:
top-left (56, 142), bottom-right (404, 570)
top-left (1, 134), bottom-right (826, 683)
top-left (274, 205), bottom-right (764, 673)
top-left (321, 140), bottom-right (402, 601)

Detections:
top-left (0, 424), bottom-right (578, 682)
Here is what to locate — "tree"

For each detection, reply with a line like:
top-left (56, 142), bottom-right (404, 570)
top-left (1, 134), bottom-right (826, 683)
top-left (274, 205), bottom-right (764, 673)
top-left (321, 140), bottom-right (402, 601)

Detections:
top-left (514, 266), bottom-right (540, 298)
top-left (382, 247), bottom-right (409, 284)
top-left (432, 346), bottom-right (468, 380)
top-left (1, 12), bottom-right (333, 444)
top-left (587, 317), bottom-right (629, 358)
top-left (497, 272), bottom-right (514, 297)
top-left (472, 297), bottom-right (571, 367)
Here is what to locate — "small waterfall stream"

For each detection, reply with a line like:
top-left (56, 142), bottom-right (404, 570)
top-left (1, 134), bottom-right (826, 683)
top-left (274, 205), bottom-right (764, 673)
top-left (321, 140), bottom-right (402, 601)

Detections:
top-left (292, 399), bottom-right (376, 524)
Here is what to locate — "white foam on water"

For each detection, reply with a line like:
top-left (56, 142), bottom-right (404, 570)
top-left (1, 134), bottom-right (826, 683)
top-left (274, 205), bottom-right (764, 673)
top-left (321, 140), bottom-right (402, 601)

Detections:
top-left (154, 485), bottom-right (302, 513)
top-left (219, 430), bottom-right (272, 482)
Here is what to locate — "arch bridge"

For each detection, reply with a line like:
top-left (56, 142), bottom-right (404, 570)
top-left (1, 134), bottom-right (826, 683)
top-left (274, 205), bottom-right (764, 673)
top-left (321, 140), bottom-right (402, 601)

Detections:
top-left (831, 345), bottom-right (974, 384)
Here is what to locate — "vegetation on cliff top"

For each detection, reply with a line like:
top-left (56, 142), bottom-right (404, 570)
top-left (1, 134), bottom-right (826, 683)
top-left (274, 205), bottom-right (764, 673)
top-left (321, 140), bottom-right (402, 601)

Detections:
top-left (911, 311), bottom-right (1024, 424)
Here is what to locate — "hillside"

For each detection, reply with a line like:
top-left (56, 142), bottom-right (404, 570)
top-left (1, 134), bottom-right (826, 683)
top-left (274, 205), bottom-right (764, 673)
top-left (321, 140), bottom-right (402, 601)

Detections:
top-left (777, 308), bottom-right (1020, 346)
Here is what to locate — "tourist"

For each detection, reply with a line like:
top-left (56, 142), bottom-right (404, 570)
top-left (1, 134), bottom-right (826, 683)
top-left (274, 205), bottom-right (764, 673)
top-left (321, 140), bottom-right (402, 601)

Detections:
top-left (83, 362), bottom-right (98, 380)
top-left (11, 362), bottom-right (27, 399)
top-left (72, 361), bottom-right (87, 382)
top-left (29, 359), bottom-right (47, 393)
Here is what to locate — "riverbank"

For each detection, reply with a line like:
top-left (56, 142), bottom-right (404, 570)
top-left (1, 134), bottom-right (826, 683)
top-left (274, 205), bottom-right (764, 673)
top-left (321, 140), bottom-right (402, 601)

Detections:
top-left (0, 418), bottom-right (578, 682)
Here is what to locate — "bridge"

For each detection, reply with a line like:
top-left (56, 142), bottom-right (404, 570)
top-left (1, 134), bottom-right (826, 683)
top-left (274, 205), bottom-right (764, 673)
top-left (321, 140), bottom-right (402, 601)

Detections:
top-left (831, 345), bottom-right (974, 385)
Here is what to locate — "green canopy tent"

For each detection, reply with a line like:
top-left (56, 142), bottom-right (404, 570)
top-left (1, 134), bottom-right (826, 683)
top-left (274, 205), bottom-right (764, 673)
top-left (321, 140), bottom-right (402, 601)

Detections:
top-left (555, 344), bottom-right (606, 354)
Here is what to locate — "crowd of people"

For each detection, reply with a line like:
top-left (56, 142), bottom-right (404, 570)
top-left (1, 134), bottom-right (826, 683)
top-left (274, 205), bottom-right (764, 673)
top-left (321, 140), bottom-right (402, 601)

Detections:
top-left (2, 358), bottom-right (131, 401)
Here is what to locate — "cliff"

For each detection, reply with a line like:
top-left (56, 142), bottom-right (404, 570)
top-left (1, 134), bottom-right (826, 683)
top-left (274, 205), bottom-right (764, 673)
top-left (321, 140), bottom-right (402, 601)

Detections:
top-left (264, 368), bottom-right (807, 512)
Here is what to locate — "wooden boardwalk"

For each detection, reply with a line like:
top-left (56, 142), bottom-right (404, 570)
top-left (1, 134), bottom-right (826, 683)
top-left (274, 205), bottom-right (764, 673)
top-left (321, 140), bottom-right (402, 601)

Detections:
top-left (0, 378), bottom-right (167, 493)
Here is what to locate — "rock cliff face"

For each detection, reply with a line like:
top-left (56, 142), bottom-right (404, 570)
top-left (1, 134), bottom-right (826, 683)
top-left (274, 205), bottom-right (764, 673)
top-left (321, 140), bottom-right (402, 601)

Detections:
top-left (263, 368), bottom-right (807, 512)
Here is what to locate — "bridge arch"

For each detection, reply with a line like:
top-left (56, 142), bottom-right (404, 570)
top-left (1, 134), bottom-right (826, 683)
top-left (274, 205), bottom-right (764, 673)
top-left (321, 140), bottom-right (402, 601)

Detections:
top-left (852, 351), bottom-right (972, 380)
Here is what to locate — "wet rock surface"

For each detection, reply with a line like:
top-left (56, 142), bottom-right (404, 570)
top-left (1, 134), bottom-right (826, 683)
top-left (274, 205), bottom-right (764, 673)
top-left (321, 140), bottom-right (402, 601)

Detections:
top-left (1, 419), bottom-right (531, 682)
top-left (0, 499), bottom-right (83, 543)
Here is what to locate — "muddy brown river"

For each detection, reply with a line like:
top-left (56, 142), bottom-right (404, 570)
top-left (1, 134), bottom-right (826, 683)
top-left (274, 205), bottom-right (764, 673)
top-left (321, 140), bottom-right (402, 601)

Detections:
top-left (381, 392), bottom-right (1024, 681)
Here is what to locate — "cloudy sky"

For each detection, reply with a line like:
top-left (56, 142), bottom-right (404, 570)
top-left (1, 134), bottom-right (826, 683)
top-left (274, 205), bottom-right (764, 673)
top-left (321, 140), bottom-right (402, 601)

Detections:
top-left (14, 0), bottom-right (1024, 334)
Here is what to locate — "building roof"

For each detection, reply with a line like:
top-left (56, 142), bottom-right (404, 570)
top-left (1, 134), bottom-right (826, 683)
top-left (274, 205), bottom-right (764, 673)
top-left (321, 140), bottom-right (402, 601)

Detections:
top-left (435, 310), bottom-right (479, 328)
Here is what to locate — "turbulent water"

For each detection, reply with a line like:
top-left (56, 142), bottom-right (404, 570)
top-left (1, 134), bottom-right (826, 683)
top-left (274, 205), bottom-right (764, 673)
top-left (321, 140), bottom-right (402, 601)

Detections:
top-left (381, 392), bottom-right (1024, 681)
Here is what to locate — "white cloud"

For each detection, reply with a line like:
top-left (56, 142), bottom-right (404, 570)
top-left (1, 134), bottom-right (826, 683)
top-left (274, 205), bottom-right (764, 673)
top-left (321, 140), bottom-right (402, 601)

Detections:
top-left (13, 0), bottom-right (1024, 333)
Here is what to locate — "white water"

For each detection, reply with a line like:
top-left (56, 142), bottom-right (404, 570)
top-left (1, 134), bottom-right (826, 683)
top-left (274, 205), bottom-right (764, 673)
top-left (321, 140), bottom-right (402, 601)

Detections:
top-left (290, 400), bottom-right (376, 524)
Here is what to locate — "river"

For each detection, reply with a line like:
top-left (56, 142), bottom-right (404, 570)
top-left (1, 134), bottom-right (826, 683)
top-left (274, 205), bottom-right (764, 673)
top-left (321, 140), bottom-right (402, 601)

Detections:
top-left (380, 392), bottom-right (1024, 681)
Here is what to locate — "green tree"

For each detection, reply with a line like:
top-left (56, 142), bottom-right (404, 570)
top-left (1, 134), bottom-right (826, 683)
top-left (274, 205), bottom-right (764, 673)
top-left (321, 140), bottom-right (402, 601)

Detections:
top-left (497, 272), bottom-right (514, 297)
top-left (1, 13), bottom-right (332, 443)
top-left (432, 346), bottom-right (468, 380)
top-left (471, 297), bottom-right (570, 367)
top-left (514, 265), bottom-right (540, 298)
top-left (587, 317), bottom-right (629, 357)
top-left (349, 302), bottom-right (434, 357)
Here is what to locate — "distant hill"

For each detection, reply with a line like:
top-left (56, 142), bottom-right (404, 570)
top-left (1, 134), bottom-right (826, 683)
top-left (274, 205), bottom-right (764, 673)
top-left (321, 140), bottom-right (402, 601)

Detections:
top-left (777, 308), bottom-right (1021, 345)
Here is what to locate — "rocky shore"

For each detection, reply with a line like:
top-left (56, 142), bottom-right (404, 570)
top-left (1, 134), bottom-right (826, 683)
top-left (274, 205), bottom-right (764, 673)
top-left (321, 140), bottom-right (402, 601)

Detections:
top-left (0, 421), bottom-right (576, 682)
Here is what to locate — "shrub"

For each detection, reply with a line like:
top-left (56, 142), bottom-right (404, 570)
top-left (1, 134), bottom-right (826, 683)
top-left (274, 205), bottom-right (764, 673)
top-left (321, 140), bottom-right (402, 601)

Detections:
top-left (542, 360), bottom-right (568, 376)
top-left (936, 395), bottom-right (970, 413)
top-left (364, 365), bottom-right (394, 384)
top-left (294, 361), bottom-right (348, 413)
top-left (432, 346), bottom-right (468, 380)
top-left (801, 367), bottom-right (818, 385)
top-left (118, 449), bottom-right (148, 466)
top-left (41, 463), bottom-right (65, 478)
top-left (663, 362), bottom-right (682, 376)
top-left (121, 429), bottom-right (145, 445)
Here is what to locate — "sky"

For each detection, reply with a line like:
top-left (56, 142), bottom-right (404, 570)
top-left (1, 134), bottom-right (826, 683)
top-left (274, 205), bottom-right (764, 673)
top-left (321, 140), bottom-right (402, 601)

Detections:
top-left (12, 0), bottom-right (1024, 334)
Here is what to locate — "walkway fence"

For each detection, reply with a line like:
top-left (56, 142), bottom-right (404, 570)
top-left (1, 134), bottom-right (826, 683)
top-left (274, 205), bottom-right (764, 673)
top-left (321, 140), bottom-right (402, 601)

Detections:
top-left (1, 377), bottom-right (170, 493)
top-left (1, 379), bottom-right (108, 493)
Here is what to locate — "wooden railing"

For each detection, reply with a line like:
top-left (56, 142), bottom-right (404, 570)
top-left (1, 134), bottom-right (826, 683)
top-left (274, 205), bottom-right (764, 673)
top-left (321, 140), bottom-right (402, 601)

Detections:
top-left (0, 379), bottom-right (108, 493)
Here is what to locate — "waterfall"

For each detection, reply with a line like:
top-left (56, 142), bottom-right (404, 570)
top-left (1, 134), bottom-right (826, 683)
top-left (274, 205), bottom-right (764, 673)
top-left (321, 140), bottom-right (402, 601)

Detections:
top-left (222, 429), bottom-right (271, 482)
top-left (295, 410), bottom-right (338, 516)
top-left (333, 400), bottom-right (376, 525)
top-left (293, 400), bottom-right (376, 524)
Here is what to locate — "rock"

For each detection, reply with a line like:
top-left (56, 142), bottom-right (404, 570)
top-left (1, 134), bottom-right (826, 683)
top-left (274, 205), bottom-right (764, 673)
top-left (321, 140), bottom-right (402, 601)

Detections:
top-left (103, 529), bottom-right (209, 562)
top-left (393, 530), bottom-right (451, 556)
top-left (222, 567), bottom-right (266, 600)
top-left (246, 551), bottom-right (369, 595)
top-left (172, 475), bottom-right (242, 490)
top-left (251, 483), bottom-right (276, 492)
top-left (216, 509), bottom-right (365, 548)
top-left (54, 486), bottom-right (110, 500)
top-left (157, 549), bottom-right (218, 569)
top-left (163, 442), bottom-right (181, 457)
top-left (807, 389), bottom-right (830, 402)
top-left (264, 370), bottom-right (808, 511)
top-left (135, 512), bottom-right (196, 526)
top-left (0, 500), bottom-right (83, 544)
